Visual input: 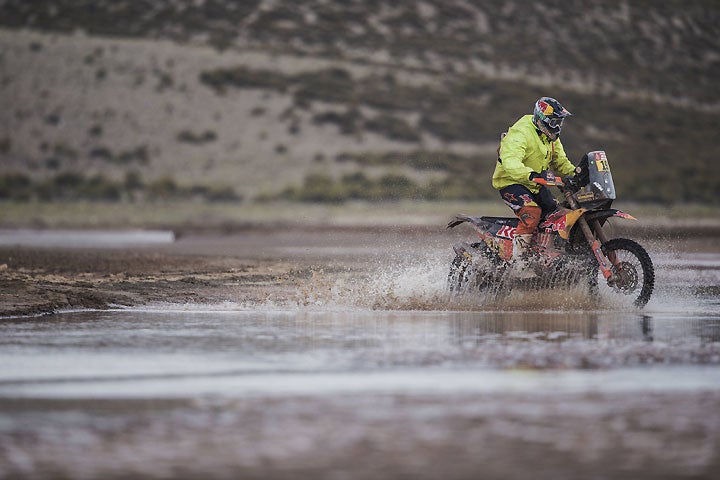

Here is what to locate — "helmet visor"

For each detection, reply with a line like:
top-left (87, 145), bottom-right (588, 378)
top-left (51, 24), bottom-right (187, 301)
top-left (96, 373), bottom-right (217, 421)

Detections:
top-left (544, 116), bottom-right (565, 128)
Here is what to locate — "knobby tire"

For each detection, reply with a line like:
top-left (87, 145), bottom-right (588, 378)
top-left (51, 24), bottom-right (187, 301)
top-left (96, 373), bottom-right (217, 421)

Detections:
top-left (599, 238), bottom-right (655, 308)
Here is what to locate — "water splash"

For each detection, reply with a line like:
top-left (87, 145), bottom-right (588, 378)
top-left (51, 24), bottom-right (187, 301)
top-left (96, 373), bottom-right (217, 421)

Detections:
top-left (121, 243), bottom-right (718, 315)
top-left (285, 243), bottom-right (719, 314)
top-left (288, 251), bottom-right (601, 312)
top-left (291, 252), bottom-right (450, 310)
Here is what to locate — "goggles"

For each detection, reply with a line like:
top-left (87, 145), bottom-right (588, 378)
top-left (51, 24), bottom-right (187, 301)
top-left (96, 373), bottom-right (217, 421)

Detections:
top-left (544, 116), bottom-right (565, 129)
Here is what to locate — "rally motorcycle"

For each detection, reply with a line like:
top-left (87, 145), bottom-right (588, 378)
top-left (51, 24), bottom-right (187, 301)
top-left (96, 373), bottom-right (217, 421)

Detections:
top-left (446, 151), bottom-right (655, 308)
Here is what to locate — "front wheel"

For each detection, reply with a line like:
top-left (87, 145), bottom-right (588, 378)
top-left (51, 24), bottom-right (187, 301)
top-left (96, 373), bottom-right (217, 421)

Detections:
top-left (594, 238), bottom-right (655, 308)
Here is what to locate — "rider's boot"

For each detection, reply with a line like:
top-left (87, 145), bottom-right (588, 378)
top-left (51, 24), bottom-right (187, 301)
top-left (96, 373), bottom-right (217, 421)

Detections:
top-left (509, 234), bottom-right (536, 279)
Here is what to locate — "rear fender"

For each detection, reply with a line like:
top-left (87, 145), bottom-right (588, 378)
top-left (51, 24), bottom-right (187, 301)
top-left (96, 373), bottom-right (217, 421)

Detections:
top-left (446, 215), bottom-right (514, 262)
top-left (447, 215), bottom-right (512, 240)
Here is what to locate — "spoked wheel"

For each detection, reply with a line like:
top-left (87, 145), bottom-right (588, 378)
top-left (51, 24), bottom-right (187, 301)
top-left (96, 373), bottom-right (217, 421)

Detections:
top-left (596, 238), bottom-right (655, 308)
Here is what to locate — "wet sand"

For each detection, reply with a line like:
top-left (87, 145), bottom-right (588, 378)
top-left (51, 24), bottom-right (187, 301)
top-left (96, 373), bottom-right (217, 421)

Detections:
top-left (0, 245), bottom-right (292, 317)
top-left (0, 225), bottom-right (454, 317)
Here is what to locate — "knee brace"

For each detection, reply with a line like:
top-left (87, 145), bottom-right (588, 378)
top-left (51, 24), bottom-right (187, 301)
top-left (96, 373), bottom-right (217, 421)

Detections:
top-left (515, 206), bottom-right (541, 234)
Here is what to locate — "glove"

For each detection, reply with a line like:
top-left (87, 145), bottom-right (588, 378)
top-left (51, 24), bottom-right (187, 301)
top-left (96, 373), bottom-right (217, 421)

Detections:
top-left (529, 170), bottom-right (563, 187)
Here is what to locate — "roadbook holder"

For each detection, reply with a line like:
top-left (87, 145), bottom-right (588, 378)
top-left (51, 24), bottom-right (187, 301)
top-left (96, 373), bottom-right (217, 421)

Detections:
top-left (575, 150), bottom-right (616, 206)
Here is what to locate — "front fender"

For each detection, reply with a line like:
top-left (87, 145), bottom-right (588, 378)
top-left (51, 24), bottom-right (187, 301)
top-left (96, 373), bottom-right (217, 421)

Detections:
top-left (567, 209), bottom-right (637, 250)
top-left (585, 209), bottom-right (637, 223)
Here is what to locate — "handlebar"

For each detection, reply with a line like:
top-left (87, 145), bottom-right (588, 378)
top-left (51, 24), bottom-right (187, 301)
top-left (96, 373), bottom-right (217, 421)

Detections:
top-left (532, 177), bottom-right (565, 188)
top-left (532, 177), bottom-right (581, 209)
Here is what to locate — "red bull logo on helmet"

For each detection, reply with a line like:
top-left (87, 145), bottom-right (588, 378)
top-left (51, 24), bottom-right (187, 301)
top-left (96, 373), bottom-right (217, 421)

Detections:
top-left (538, 100), bottom-right (553, 117)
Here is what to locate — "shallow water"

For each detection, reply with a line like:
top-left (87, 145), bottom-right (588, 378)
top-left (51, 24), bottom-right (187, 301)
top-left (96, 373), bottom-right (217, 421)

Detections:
top-left (1, 238), bottom-right (719, 479)
top-left (1, 309), bottom-right (719, 397)
top-left (0, 229), bottom-right (175, 248)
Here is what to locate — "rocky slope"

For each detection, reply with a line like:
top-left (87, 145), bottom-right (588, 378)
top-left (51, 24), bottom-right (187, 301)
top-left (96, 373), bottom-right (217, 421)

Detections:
top-left (1, 0), bottom-right (718, 203)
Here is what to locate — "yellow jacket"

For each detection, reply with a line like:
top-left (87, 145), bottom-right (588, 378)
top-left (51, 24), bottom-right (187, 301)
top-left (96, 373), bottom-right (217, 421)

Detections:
top-left (492, 115), bottom-right (576, 193)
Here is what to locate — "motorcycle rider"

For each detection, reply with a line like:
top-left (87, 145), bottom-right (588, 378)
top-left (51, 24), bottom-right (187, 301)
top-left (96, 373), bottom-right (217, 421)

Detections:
top-left (492, 97), bottom-right (578, 278)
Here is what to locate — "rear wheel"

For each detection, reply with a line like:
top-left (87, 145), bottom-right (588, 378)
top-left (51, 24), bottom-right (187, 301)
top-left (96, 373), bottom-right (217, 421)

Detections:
top-left (447, 243), bottom-right (505, 294)
top-left (448, 253), bottom-right (471, 293)
top-left (596, 238), bottom-right (654, 308)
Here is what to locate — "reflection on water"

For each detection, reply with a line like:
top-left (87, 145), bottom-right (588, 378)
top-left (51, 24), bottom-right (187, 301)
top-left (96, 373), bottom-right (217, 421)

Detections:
top-left (446, 313), bottom-right (720, 345)
top-left (0, 229), bottom-right (175, 247)
top-left (1, 308), bottom-right (719, 399)
top-left (1, 309), bottom-right (720, 479)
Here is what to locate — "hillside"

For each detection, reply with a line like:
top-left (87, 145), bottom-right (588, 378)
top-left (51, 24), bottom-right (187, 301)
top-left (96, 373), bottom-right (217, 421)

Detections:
top-left (1, 0), bottom-right (718, 204)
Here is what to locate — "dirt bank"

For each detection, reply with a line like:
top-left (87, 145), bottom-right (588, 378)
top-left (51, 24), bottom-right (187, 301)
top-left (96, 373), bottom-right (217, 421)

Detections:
top-left (0, 221), bottom-right (453, 317)
top-left (0, 247), bottom-right (306, 317)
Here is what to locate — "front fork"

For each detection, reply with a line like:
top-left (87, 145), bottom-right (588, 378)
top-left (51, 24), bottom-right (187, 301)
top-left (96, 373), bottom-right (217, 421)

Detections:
top-left (577, 217), bottom-right (615, 279)
top-left (564, 191), bottom-right (619, 280)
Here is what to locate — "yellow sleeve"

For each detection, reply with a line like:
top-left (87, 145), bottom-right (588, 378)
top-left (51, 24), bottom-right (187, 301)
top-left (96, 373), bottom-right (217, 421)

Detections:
top-left (499, 129), bottom-right (534, 184)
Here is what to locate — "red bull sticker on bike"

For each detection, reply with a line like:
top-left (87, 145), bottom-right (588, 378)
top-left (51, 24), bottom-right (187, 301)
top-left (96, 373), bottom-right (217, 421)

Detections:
top-left (496, 225), bottom-right (516, 239)
top-left (540, 215), bottom-right (567, 234)
top-left (539, 209), bottom-right (585, 240)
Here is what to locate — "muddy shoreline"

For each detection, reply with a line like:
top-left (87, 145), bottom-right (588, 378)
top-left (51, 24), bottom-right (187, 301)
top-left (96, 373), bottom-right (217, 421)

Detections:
top-left (0, 224), bottom-right (429, 317)
top-left (0, 246), bottom-right (304, 318)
